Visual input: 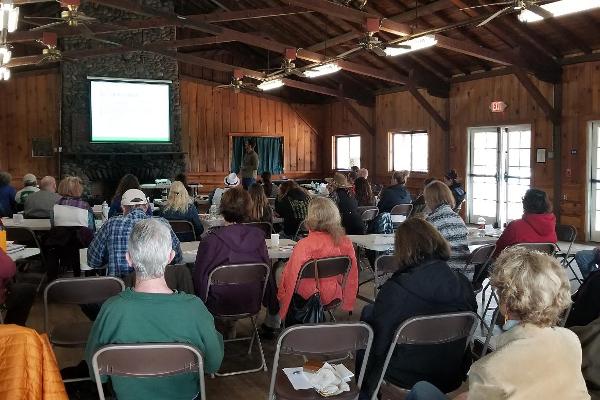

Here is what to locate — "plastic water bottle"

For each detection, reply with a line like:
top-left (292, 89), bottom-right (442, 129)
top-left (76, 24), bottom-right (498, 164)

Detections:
top-left (477, 217), bottom-right (486, 237)
top-left (0, 219), bottom-right (6, 252)
top-left (101, 201), bottom-right (109, 221)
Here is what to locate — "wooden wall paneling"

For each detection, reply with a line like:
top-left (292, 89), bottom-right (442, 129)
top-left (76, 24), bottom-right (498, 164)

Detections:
top-left (222, 91), bottom-right (231, 173)
top-left (213, 88), bottom-right (222, 172)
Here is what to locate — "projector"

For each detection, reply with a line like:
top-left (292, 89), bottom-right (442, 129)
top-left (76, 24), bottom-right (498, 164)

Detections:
top-left (155, 179), bottom-right (171, 186)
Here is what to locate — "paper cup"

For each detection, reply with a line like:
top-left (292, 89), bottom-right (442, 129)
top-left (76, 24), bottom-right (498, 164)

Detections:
top-left (271, 233), bottom-right (280, 247)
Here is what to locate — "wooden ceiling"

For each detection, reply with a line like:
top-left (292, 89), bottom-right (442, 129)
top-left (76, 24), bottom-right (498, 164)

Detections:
top-left (5, 0), bottom-right (600, 104)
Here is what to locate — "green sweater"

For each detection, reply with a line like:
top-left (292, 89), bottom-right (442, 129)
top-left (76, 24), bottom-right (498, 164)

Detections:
top-left (85, 288), bottom-right (224, 400)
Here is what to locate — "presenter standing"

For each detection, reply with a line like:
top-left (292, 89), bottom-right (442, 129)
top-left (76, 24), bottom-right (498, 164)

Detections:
top-left (240, 140), bottom-right (259, 190)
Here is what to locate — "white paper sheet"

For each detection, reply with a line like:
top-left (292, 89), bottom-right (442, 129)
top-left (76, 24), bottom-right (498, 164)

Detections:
top-left (283, 367), bottom-right (313, 390)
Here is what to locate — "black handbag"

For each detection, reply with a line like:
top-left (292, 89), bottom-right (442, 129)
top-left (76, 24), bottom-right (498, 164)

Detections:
top-left (285, 263), bottom-right (325, 326)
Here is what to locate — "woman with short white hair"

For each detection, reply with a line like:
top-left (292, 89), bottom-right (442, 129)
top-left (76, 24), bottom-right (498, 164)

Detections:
top-left (159, 181), bottom-right (203, 241)
top-left (406, 247), bottom-right (590, 400)
top-left (85, 218), bottom-right (223, 400)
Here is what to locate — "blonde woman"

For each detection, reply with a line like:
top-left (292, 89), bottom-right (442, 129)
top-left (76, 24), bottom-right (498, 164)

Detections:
top-left (159, 181), bottom-right (203, 240)
top-left (406, 248), bottom-right (590, 400)
top-left (248, 183), bottom-right (272, 223)
top-left (424, 180), bottom-right (471, 279)
top-left (277, 197), bottom-right (358, 324)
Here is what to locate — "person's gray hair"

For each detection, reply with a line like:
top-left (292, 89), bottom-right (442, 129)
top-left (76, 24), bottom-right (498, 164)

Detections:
top-left (127, 219), bottom-right (172, 280)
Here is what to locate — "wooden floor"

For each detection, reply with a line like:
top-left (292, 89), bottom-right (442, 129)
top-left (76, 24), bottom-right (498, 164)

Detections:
top-left (21, 245), bottom-right (591, 400)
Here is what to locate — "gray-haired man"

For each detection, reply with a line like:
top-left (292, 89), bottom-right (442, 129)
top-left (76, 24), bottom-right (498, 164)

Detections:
top-left (85, 218), bottom-right (223, 400)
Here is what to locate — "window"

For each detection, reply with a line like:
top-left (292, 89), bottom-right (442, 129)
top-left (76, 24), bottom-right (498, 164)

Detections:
top-left (335, 135), bottom-right (361, 170)
top-left (392, 131), bottom-right (428, 172)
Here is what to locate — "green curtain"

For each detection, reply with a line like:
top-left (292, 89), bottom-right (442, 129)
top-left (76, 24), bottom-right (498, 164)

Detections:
top-left (231, 136), bottom-right (284, 174)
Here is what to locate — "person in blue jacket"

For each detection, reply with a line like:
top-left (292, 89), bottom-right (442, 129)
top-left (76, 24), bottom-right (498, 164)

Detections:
top-left (377, 170), bottom-right (412, 213)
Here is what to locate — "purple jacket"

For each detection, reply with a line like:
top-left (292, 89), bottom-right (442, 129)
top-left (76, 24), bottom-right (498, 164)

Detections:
top-left (193, 224), bottom-right (277, 315)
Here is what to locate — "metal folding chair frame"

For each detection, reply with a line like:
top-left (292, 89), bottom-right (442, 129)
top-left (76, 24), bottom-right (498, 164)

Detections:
top-left (91, 343), bottom-right (206, 400)
top-left (205, 263), bottom-right (270, 376)
top-left (167, 220), bottom-right (196, 242)
top-left (268, 322), bottom-right (374, 400)
top-left (371, 312), bottom-right (478, 400)
top-left (357, 254), bottom-right (396, 304)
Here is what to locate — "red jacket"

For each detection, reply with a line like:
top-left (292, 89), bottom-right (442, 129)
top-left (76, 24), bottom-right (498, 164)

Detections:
top-left (277, 231), bottom-right (358, 319)
top-left (493, 213), bottom-right (557, 257)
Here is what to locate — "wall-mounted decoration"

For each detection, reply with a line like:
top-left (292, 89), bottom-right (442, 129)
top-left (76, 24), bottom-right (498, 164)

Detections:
top-left (31, 138), bottom-right (54, 157)
top-left (536, 148), bottom-right (546, 163)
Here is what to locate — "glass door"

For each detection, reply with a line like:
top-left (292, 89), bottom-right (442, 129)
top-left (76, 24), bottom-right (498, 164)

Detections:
top-left (468, 125), bottom-right (532, 226)
top-left (589, 122), bottom-right (600, 241)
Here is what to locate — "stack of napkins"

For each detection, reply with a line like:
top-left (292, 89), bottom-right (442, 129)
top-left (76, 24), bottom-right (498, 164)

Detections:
top-left (283, 363), bottom-right (354, 397)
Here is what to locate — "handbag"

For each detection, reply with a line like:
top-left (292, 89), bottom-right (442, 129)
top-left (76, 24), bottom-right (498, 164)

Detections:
top-left (285, 262), bottom-right (325, 326)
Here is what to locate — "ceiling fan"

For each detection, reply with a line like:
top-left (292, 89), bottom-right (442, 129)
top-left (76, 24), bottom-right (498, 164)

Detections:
top-left (34, 32), bottom-right (70, 64)
top-left (463, 0), bottom-right (553, 26)
top-left (22, 0), bottom-right (97, 31)
top-left (215, 69), bottom-right (260, 94)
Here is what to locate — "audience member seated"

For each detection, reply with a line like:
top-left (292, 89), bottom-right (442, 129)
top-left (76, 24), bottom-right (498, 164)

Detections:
top-left (0, 249), bottom-right (36, 326)
top-left (351, 166), bottom-right (359, 174)
top-left (328, 173), bottom-right (364, 235)
top-left (109, 174), bottom-right (151, 218)
top-left (194, 187), bottom-right (281, 333)
top-left (570, 317), bottom-right (600, 398)
top-left (424, 181), bottom-right (471, 279)
top-left (88, 189), bottom-right (182, 279)
top-left (0, 171), bottom-right (16, 217)
top-left (249, 183), bottom-right (273, 223)
top-left (14, 173), bottom-right (39, 209)
top-left (277, 197), bottom-right (358, 325)
top-left (359, 218), bottom-right (476, 399)
top-left (174, 172), bottom-right (191, 195)
top-left (377, 170), bottom-right (412, 214)
top-left (443, 169), bottom-right (466, 211)
top-left (158, 181), bottom-right (203, 241)
top-left (574, 248), bottom-right (599, 281)
top-left (23, 176), bottom-right (60, 219)
top-left (358, 168), bottom-right (369, 179)
top-left (209, 173), bottom-right (239, 209)
top-left (85, 219), bottom-right (223, 400)
top-left (493, 188), bottom-right (557, 257)
top-left (566, 270), bottom-right (600, 327)
top-left (347, 171), bottom-right (358, 188)
top-left (275, 181), bottom-right (310, 238)
top-left (260, 171), bottom-right (279, 198)
top-left (355, 177), bottom-right (376, 207)
top-left (55, 176), bottom-right (95, 231)
top-left (410, 177), bottom-right (436, 218)
top-left (405, 247), bottom-right (589, 400)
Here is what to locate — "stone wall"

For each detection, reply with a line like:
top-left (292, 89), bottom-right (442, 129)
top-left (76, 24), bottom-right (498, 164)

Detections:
top-left (60, 0), bottom-right (184, 197)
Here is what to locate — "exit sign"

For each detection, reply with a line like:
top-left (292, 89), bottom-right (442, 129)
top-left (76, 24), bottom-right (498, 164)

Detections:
top-left (490, 101), bottom-right (508, 112)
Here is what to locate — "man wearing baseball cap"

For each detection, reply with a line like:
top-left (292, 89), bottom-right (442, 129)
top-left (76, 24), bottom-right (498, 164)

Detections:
top-left (88, 188), bottom-right (182, 278)
top-left (15, 173), bottom-right (39, 207)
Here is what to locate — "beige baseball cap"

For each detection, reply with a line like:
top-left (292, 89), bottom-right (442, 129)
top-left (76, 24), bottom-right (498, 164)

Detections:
top-left (121, 189), bottom-right (148, 206)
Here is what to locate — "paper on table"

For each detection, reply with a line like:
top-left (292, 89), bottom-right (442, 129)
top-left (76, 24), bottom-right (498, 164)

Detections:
top-left (283, 367), bottom-right (313, 390)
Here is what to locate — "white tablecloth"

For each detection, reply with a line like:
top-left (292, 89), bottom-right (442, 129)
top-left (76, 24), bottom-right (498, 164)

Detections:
top-left (8, 247), bottom-right (40, 261)
top-left (199, 215), bottom-right (284, 231)
top-left (348, 234), bottom-right (395, 252)
top-left (2, 218), bottom-right (51, 231)
top-left (180, 238), bottom-right (296, 263)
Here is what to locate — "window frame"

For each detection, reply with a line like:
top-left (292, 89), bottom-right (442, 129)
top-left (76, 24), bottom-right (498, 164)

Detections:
top-left (333, 134), bottom-right (362, 171)
top-left (390, 130), bottom-right (429, 173)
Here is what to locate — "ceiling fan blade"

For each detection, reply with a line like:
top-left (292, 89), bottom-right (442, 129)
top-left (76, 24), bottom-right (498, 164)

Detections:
top-left (23, 16), bottom-right (65, 20)
top-left (372, 46), bottom-right (387, 57)
top-left (76, 15), bottom-right (97, 21)
top-left (526, 3), bottom-right (554, 19)
top-left (79, 23), bottom-right (121, 46)
top-left (459, 1), bottom-right (512, 10)
top-left (477, 6), bottom-right (510, 27)
top-left (387, 44), bottom-right (411, 50)
top-left (31, 21), bottom-right (66, 31)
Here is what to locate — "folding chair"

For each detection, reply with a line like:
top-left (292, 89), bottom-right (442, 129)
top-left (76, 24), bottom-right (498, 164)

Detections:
top-left (390, 204), bottom-right (412, 229)
top-left (555, 224), bottom-right (581, 283)
top-left (358, 206), bottom-right (379, 223)
top-left (469, 244), bottom-right (497, 294)
top-left (371, 312), bottom-right (478, 400)
top-left (6, 226), bottom-right (46, 292)
top-left (357, 254), bottom-right (397, 304)
top-left (44, 276), bottom-right (125, 382)
top-left (168, 220), bottom-right (196, 242)
top-left (244, 221), bottom-right (273, 238)
top-left (294, 220), bottom-right (309, 242)
top-left (205, 263), bottom-right (270, 376)
top-left (513, 242), bottom-right (557, 255)
top-left (293, 256), bottom-right (351, 322)
top-left (268, 322), bottom-right (374, 400)
top-left (91, 343), bottom-right (206, 400)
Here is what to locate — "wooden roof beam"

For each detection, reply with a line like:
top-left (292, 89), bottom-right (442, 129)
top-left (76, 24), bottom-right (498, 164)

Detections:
top-left (434, 34), bottom-right (561, 83)
top-left (306, 31), bottom-right (363, 52)
top-left (407, 71), bottom-right (448, 131)
top-left (390, 0), bottom-right (455, 23)
top-left (281, 0), bottom-right (412, 36)
top-left (513, 67), bottom-right (560, 125)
